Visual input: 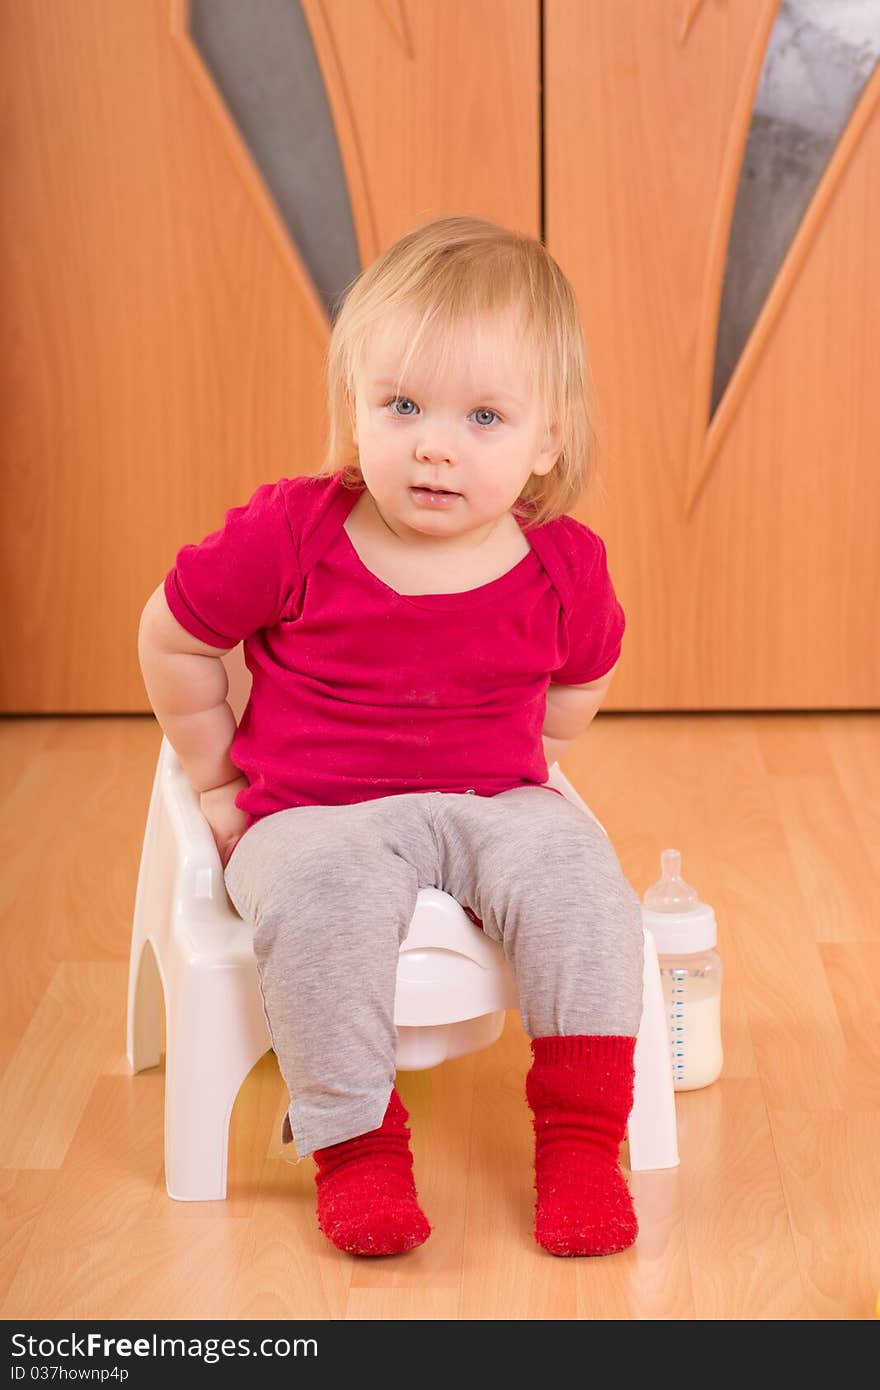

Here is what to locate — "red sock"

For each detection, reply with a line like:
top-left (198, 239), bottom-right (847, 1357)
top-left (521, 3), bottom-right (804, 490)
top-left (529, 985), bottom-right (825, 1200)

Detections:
top-left (312, 1087), bottom-right (432, 1257)
top-left (525, 1034), bottom-right (639, 1257)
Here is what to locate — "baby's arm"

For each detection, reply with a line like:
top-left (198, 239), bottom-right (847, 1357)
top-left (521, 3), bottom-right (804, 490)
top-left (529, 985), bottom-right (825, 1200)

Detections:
top-left (137, 581), bottom-right (243, 797)
top-left (542, 661), bottom-right (620, 766)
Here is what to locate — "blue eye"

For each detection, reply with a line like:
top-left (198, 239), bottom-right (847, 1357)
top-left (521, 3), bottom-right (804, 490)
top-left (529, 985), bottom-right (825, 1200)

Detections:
top-left (384, 397), bottom-right (501, 428)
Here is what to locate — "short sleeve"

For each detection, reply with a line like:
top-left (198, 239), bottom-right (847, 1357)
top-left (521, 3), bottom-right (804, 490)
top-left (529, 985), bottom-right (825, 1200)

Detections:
top-left (163, 480), bottom-right (300, 648)
top-left (552, 529), bottom-right (626, 685)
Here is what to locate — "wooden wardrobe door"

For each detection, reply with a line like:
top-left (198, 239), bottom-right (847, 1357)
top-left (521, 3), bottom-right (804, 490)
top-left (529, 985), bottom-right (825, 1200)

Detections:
top-left (7, 1), bottom-right (874, 713)
top-left (0, 0), bottom-right (540, 710)
top-left (546, 0), bottom-right (879, 710)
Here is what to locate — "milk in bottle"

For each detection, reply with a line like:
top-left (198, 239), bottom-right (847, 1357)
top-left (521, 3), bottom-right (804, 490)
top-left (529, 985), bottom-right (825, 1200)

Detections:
top-left (642, 850), bottom-right (723, 1092)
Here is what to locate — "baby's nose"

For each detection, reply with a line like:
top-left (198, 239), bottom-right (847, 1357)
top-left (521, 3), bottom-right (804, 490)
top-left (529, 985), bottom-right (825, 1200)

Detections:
top-left (416, 445), bottom-right (455, 464)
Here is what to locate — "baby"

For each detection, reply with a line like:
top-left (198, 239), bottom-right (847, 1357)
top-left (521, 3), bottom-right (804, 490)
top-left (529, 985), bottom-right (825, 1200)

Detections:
top-left (138, 215), bottom-right (644, 1259)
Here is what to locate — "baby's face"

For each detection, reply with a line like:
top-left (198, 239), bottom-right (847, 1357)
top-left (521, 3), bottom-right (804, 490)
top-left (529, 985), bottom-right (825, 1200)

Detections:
top-left (352, 307), bottom-right (561, 548)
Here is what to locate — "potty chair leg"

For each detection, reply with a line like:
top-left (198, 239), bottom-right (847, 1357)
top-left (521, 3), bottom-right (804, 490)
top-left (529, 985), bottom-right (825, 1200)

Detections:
top-left (627, 926), bottom-right (680, 1171)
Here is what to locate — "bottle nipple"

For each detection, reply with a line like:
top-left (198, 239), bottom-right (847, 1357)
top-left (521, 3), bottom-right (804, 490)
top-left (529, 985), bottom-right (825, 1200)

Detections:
top-left (643, 849), bottom-right (699, 912)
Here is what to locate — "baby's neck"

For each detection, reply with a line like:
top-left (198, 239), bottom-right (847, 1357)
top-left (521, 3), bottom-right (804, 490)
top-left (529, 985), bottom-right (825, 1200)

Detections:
top-left (343, 490), bottom-right (531, 596)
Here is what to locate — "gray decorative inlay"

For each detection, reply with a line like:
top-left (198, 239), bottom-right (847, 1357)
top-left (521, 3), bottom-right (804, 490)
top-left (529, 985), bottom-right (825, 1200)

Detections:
top-left (190, 0), bottom-right (361, 321)
top-left (711, 0), bottom-right (879, 417)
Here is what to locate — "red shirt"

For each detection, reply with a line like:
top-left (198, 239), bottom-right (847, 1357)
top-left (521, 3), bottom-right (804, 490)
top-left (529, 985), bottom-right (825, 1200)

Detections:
top-left (164, 472), bottom-right (625, 835)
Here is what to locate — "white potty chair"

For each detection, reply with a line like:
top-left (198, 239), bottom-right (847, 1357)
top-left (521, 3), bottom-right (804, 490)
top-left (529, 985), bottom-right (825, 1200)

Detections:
top-left (128, 652), bottom-right (679, 1200)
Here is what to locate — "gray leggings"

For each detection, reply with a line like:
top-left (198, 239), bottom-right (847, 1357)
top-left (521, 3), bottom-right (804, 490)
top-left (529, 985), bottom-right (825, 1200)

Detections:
top-left (223, 786), bottom-right (643, 1157)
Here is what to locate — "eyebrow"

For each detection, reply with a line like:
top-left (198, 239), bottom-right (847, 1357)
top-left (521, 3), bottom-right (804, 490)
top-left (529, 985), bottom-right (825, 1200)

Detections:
top-left (371, 378), bottom-right (524, 406)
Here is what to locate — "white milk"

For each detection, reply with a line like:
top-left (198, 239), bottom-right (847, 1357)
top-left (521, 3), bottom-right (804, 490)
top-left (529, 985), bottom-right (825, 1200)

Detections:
top-left (642, 849), bottom-right (724, 1092)
top-left (659, 967), bottom-right (724, 1091)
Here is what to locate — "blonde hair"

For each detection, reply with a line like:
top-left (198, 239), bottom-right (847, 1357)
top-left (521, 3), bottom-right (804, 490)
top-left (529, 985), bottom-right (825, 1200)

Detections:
top-left (314, 214), bottom-right (604, 528)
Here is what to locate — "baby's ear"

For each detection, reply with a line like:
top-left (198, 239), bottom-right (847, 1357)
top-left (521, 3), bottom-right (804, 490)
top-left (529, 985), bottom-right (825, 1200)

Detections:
top-left (535, 421), bottom-right (563, 475)
top-left (546, 420), bottom-right (563, 452)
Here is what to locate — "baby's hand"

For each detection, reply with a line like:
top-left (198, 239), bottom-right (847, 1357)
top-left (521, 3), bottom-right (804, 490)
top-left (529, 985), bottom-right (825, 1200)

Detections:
top-left (199, 774), bottom-right (250, 869)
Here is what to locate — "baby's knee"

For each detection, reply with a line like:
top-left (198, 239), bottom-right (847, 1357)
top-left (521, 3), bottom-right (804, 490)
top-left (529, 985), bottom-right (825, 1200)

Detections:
top-left (529, 818), bottom-right (641, 926)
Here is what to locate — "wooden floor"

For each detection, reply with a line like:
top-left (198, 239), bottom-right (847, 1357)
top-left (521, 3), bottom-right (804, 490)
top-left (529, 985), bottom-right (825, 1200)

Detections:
top-left (0, 711), bottom-right (878, 1321)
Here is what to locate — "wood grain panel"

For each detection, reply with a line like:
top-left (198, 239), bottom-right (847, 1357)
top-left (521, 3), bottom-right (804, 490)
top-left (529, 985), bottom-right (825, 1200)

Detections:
top-left (677, 1079), bottom-right (807, 1318)
top-left (769, 1109), bottom-right (880, 1319)
top-left (300, 0), bottom-right (541, 261)
top-left (547, 0), bottom-right (880, 710)
top-left (1, 0), bottom-right (539, 711)
top-left (4, 711), bottom-right (878, 1318)
top-left (0, 963), bottom-right (127, 1169)
top-left (0, 0), bottom-right (325, 712)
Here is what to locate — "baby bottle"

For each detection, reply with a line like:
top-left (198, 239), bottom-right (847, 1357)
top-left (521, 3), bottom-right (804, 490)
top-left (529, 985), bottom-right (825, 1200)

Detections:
top-left (642, 849), bottom-right (723, 1091)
